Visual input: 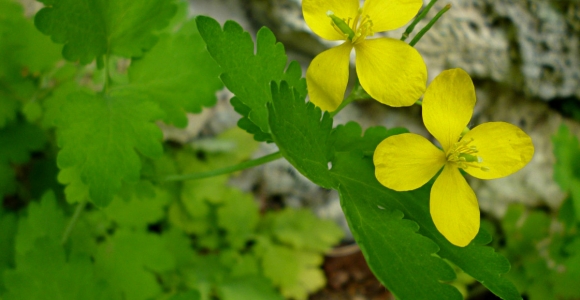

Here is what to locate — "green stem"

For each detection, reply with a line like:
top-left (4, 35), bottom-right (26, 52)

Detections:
top-left (401, 0), bottom-right (438, 42)
top-left (163, 151), bottom-right (283, 182)
top-left (61, 201), bottom-right (87, 245)
top-left (409, 4), bottom-right (452, 47)
top-left (330, 84), bottom-right (371, 117)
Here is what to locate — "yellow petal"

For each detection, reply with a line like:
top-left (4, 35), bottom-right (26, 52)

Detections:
top-left (423, 68), bottom-right (475, 153)
top-left (361, 0), bottom-right (423, 32)
top-left (461, 122), bottom-right (534, 179)
top-left (355, 38), bottom-right (426, 107)
top-left (306, 42), bottom-right (353, 112)
top-left (373, 133), bottom-right (446, 191)
top-left (302, 0), bottom-right (359, 41)
top-left (430, 164), bottom-right (480, 247)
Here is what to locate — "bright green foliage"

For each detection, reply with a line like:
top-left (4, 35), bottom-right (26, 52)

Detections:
top-left (4, 238), bottom-right (113, 300)
top-left (126, 20), bottom-right (223, 127)
top-left (499, 204), bottom-right (580, 300)
top-left (0, 0), bottom-right (60, 80)
top-left (184, 252), bottom-right (283, 300)
top-left (14, 191), bottom-right (66, 255)
top-left (0, 121), bottom-right (46, 198)
top-left (34, 0), bottom-right (177, 65)
top-left (266, 79), bottom-right (521, 299)
top-left (94, 229), bottom-right (176, 300)
top-left (260, 208), bottom-right (344, 252)
top-left (0, 0), bottom-right (59, 128)
top-left (169, 290), bottom-right (202, 300)
top-left (104, 183), bottom-right (171, 229)
top-left (4, 192), bottom-right (114, 299)
top-left (217, 189), bottom-right (260, 250)
top-left (169, 127), bottom-right (259, 243)
top-left (196, 16), bottom-right (306, 142)
top-left (259, 241), bottom-right (324, 300)
top-left (552, 124), bottom-right (580, 222)
top-left (55, 91), bottom-right (164, 207)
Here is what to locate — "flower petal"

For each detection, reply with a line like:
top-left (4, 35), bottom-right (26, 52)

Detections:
top-left (303, 0), bottom-right (359, 41)
top-left (423, 68), bottom-right (475, 153)
top-left (373, 133), bottom-right (446, 191)
top-left (461, 122), bottom-right (534, 179)
top-left (306, 42), bottom-right (353, 111)
top-left (362, 0), bottom-right (423, 32)
top-left (355, 38), bottom-right (426, 107)
top-left (431, 164), bottom-right (480, 247)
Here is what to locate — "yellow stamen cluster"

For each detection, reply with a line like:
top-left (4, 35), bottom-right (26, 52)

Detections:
top-left (328, 9), bottom-right (374, 44)
top-left (447, 138), bottom-right (489, 171)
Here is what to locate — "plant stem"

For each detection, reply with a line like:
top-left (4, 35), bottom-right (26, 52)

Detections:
top-left (61, 201), bottom-right (87, 245)
top-left (330, 84), bottom-right (371, 118)
top-left (401, 0), bottom-right (439, 42)
top-left (410, 4), bottom-right (452, 47)
top-left (163, 151), bottom-right (283, 182)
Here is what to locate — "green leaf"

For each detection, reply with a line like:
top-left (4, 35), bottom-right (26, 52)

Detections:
top-left (0, 98), bottom-right (19, 129)
top-left (218, 276), bottom-right (284, 300)
top-left (104, 184), bottom-right (171, 229)
top-left (0, 210), bottom-right (17, 291)
top-left (126, 20), bottom-right (223, 127)
top-left (331, 153), bottom-right (461, 300)
top-left (553, 239), bottom-right (580, 299)
top-left (267, 80), bottom-right (521, 300)
top-left (262, 208), bottom-right (343, 252)
top-left (94, 229), bottom-right (175, 300)
top-left (0, 0), bottom-right (61, 73)
top-left (268, 81), bottom-right (335, 188)
top-left (217, 188), bottom-right (260, 250)
top-left (552, 124), bottom-right (580, 191)
top-left (3, 238), bottom-right (114, 300)
top-left (259, 241), bottom-right (325, 300)
top-left (0, 121), bottom-right (46, 198)
top-left (55, 91), bottom-right (164, 207)
top-left (196, 16), bottom-right (306, 142)
top-left (14, 191), bottom-right (66, 255)
top-left (169, 290), bottom-right (201, 300)
top-left (34, 0), bottom-right (177, 64)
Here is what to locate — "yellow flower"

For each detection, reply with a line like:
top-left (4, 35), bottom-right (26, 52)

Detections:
top-left (372, 68), bottom-right (534, 247)
top-left (303, 0), bottom-right (427, 111)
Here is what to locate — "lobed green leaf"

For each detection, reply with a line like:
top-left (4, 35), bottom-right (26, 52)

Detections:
top-left (34, 0), bottom-right (177, 65)
top-left (196, 16), bottom-right (306, 142)
top-left (55, 91), bottom-right (164, 207)
top-left (126, 20), bottom-right (223, 127)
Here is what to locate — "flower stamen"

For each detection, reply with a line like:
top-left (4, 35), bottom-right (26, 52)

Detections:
top-left (327, 9), bottom-right (374, 44)
top-left (447, 138), bottom-right (488, 172)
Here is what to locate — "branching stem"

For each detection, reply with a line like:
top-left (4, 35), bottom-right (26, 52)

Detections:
top-left (410, 4), bottom-right (452, 47)
top-left (163, 151), bottom-right (283, 182)
top-left (61, 200), bottom-right (87, 245)
top-left (401, 0), bottom-right (439, 42)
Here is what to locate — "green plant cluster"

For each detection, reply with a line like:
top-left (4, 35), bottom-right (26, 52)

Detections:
top-left (3, 0), bottom-right (577, 299)
top-left (0, 128), bottom-right (344, 300)
top-left (0, 0), bottom-right (344, 299)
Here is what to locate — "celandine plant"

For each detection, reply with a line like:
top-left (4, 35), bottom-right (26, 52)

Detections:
top-left (0, 0), bottom-right (539, 298)
top-left (373, 69), bottom-right (534, 246)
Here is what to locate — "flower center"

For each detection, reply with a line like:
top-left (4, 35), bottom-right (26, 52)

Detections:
top-left (446, 138), bottom-right (489, 171)
top-left (327, 9), bottom-right (374, 44)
